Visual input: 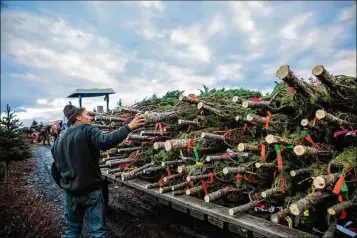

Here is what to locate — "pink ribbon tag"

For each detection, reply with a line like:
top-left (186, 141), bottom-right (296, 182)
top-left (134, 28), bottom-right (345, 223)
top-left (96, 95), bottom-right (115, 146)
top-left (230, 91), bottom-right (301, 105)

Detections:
top-left (251, 98), bottom-right (261, 102)
top-left (334, 130), bottom-right (357, 138)
top-left (315, 81), bottom-right (321, 87)
top-left (287, 87), bottom-right (294, 93)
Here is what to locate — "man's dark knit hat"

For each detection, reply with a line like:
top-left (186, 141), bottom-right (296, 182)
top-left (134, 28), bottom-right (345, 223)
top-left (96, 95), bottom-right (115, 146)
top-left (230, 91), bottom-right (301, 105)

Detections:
top-left (63, 102), bottom-right (83, 124)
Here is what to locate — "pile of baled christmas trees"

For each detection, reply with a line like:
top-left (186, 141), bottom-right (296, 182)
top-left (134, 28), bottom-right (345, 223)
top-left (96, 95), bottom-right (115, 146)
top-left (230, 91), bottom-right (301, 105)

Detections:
top-left (94, 65), bottom-right (357, 237)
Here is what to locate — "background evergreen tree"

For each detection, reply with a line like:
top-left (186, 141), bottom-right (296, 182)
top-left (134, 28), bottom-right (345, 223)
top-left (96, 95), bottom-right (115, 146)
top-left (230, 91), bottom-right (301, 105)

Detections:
top-left (0, 104), bottom-right (32, 181)
top-left (116, 98), bottom-right (122, 109)
top-left (31, 119), bottom-right (38, 127)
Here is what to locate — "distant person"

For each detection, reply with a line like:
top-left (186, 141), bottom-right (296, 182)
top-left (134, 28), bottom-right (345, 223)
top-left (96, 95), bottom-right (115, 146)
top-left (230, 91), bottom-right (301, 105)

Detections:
top-left (51, 104), bottom-right (145, 237)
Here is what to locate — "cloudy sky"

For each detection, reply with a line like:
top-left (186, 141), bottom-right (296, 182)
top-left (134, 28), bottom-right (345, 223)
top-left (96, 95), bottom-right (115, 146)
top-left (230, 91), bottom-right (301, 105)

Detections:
top-left (1, 1), bottom-right (356, 127)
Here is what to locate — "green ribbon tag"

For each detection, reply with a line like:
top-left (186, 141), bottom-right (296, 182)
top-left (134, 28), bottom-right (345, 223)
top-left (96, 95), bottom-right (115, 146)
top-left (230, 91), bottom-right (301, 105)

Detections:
top-left (274, 144), bottom-right (280, 154)
top-left (194, 141), bottom-right (200, 161)
top-left (340, 168), bottom-right (348, 192)
top-left (286, 145), bottom-right (294, 150)
top-left (341, 181), bottom-right (348, 192)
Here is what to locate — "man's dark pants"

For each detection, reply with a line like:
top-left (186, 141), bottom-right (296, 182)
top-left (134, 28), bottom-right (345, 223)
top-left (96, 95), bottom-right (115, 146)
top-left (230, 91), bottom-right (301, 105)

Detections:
top-left (64, 188), bottom-right (106, 238)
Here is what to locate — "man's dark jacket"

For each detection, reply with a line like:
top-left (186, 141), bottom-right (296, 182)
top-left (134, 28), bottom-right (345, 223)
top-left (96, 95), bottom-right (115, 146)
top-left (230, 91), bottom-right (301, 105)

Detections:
top-left (51, 124), bottom-right (131, 194)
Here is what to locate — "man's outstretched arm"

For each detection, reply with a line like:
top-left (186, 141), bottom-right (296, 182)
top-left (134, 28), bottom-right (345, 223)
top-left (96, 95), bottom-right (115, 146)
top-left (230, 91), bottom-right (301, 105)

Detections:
top-left (88, 114), bottom-right (145, 150)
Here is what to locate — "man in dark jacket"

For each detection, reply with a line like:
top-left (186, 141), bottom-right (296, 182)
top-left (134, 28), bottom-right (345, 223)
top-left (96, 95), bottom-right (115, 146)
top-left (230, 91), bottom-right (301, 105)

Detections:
top-left (51, 104), bottom-right (145, 237)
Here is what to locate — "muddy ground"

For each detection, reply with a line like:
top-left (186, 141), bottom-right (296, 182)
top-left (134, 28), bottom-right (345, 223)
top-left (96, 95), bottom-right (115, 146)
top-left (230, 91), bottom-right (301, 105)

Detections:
top-left (29, 145), bottom-right (239, 238)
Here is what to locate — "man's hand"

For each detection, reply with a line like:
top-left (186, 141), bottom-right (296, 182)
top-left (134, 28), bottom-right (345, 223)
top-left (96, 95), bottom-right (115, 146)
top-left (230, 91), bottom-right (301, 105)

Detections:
top-left (128, 114), bottom-right (146, 130)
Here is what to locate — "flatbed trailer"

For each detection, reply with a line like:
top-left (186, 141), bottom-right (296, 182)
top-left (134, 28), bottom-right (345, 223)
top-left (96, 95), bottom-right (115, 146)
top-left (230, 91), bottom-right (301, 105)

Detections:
top-left (102, 173), bottom-right (317, 238)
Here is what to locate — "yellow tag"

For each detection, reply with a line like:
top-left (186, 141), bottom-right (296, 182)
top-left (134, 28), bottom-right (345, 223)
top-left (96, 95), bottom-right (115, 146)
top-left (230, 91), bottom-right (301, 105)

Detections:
top-left (180, 150), bottom-right (183, 157)
top-left (285, 216), bottom-right (293, 228)
top-left (196, 161), bottom-right (204, 166)
top-left (304, 210), bottom-right (309, 216)
top-left (106, 151), bottom-right (109, 158)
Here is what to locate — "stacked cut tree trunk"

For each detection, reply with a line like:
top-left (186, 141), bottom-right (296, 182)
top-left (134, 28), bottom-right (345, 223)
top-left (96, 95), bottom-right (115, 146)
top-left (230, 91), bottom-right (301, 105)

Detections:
top-left (97, 65), bottom-right (357, 237)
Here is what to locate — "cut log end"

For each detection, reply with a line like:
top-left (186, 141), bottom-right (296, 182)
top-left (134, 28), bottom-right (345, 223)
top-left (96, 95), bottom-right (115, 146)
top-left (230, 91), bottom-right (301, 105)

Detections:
top-left (222, 168), bottom-right (229, 175)
top-left (177, 166), bottom-right (184, 173)
top-left (179, 95), bottom-right (185, 101)
top-left (255, 163), bottom-right (261, 168)
top-left (178, 119), bottom-right (182, 125)
top-left (313, 176), bottom-right (326, 189)
top-left (276, 65), bottom-right (290, 80)
top-left (327, 208), bottom-right (336, 216)
top-left (159, 188), bottom-right (164, 194)
top-left (246, 114), bottom-right (254, 121)
top-left (301, 119), bottom-right (309, 127)
top-left (204, 195), bottom-right (210, 203)
top-left (312, 65), bottom-right (324, 77)
top-left (289, 204), bottom-right (300, 216)
top-left (201, 132), bottom-right (206, 138)
top-left (232, 96), bottom-right (240, 103)
top-left (186, 190), bottom-right (191, 195)
top-left (235, 116), bottom-right (241, 122)
top-left (237, 143), bottom-right (245, 152)
top-left (270, 214), bottom-right (279, 224)
top-left (242, 101), bottom-right (249, 108)
top-left (290, 170), bottom-right (297, 177)
top-left (261, 192), bottom-right (268, 198)
top-left (186, 177), bottom-right (191, 182)
top-left (315, 109), bottom-right (327, 119)
top-left (153, 143), bottom-right (159, 150)
top-left (228, 209), bottom-right (235, 216)
top-left (164, 141), bottom-right (172, 151)
top-left (197, 102), bottom-right (204, 109)
top-left (294, 145), bottom-right (306, 156)
top-left (265, 134), bottom-right (275, 144)
top-left (206, 156), bottom-right (211, 162)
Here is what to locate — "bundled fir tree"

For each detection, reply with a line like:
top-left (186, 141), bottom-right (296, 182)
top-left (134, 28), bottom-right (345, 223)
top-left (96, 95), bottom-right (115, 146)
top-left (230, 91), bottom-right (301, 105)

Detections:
top-left (0, 104), bottom-right (32, 181)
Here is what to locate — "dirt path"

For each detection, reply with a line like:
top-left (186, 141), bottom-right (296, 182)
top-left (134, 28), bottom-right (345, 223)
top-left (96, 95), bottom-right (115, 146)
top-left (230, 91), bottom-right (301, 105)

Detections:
top-left (29, 145), bottom-right (238, 238)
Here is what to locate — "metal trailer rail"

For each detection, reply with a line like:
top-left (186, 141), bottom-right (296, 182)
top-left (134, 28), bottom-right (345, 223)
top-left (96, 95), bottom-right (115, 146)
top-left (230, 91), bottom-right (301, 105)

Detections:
top-left (102, 173), bottom-right (317, 238)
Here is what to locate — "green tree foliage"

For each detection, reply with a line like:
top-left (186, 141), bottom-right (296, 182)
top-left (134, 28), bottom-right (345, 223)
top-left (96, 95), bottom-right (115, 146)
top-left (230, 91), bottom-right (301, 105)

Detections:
top-left (31, 119), bottom-right (38, 127)
top-left (116, 98), bottom-right (122, 109)
top-left (0, 104), bottom-right (32, 180)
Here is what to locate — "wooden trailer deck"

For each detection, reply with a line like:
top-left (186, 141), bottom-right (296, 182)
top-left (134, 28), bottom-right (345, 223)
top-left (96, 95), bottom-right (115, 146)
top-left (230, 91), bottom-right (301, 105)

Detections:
top-left (102, 173), bottom-right (317, 238)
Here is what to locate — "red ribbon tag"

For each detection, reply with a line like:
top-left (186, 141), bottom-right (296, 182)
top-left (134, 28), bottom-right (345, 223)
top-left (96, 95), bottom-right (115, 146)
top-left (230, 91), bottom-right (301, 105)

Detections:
top-left (260, 144), bottom-right (266, 161)
top-left (167, 168), bottom-right (172, 177)
top-left (187, 125), bottom-right (193, 133)
top-left (155, 122), bottom-right (163, 136)
top-left (312, 117), bottom-right (318, 126)
top-left (235, 174), bottom-right (257, 183)
top-left (277, 149), bottom-right (283, 171)
top-left (187, 138), bottom-right (195, 152)
top-left (338, 195), bottom-right (347, 219)
top-left (287, 87), bottom-right (294, 93)
top-left (243, 123), bottom-right (248, 132)
top-left (333, 165), bottom-right (349, 195)
top-left (305, 136), bottom-right (321, 151)
top-left (225, 129), bottom-right (232, 137)
top-left (121, 118), bottom-right (129, 125)
top-left (273, 170), bottom-right (277, 178)
top-left (265, 111), bottom-right (272, 129)
top-left (201, 180), bottom-right (208, 195)
top-left (255, 193), bottom-right (265, 208)
top-left (280, 177), bottom-right (286, 194)
top-left (207, 172), bottom-right (214, 184)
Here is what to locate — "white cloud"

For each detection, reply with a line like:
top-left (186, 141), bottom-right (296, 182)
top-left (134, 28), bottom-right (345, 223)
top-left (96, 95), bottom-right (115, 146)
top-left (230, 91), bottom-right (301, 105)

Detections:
top-left (280, 12), bottom-right (313, 40)
top-left (336, 4), bottom-right (356, 22)
top-left (1, 10), bottom-right (131, 88)
top-left (137, 1), bottom-right (164, 12)
top-left (216, 64), bottom-right (244, 81)
top-left (9, 73), bottom-right (42, 82)
top-left (37, 99), bottom-right (48, 105)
